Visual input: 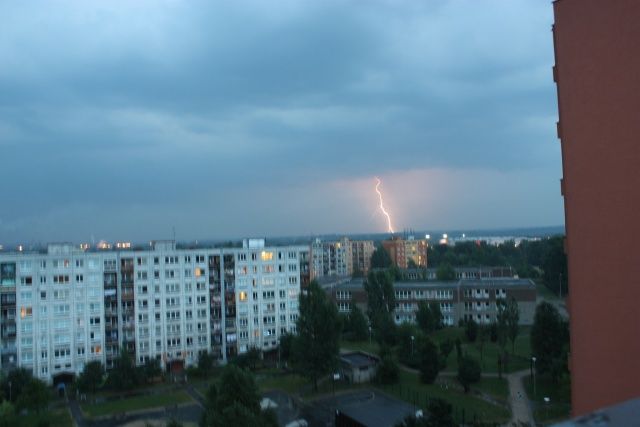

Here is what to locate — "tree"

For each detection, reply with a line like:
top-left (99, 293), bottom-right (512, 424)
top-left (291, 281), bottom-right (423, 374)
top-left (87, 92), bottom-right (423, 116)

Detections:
top-left (370, 245), bottom-right (392, 269)
top-left (200, 365), bottom-right (277, 427)
top-left (1, 368), bottom-right (33, 404)
top-left (505, 297), bottom-right (520, 354)
top-left (197, 351), bottom-right (215, 379)
top-left (77, 361), bottom-right (104, 398)
top-left (107, 348), bottom-right (140, 390)
top-left (375, 345), bottom-right (399, 385)
top-left (236, 347), bottom-right (261, 371)
top-left (16, 378), bottom-right (50, 413)
top-left (364, 271), bottom-right (396, 347)
top-left (439, 338), bottom-right (454, 369)
top-left (436, 263), bottom-right (455, 281)
top-left (345, 302), bottom-right (369, 342)
top-left (396, 322), bottom-right (419, 367)
top-left (476, 325), bottom-right (489, 363)
top-left (418, 337), bottom-right (440, 384)
top-left (464, 319), bottom-right (478, 342)
top-left (278, 333), bottom-right (294, 364)
top-left (531, 302), bottom-right (569, 383)
top-left (457, 356), bottom-right (481, 393)
top-left (141, 357), bottom-right (162, 383)
top-left (0, 401), bottom-right (15, 427)
top-left (292, 281), bottom-right (340, 391)
top-left (542, 236), bottom-right (568, 296)
top-left (416, 302), bottom-right (443, 335)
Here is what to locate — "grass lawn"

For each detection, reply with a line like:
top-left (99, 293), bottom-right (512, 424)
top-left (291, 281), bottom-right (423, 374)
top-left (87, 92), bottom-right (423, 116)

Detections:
top-left (257, 372), bottom-right (308, 394)
top-left (473, 377), bottom-right (509, 403)
top-left (435, 327), bottom-right (533, 374)
top-left (339, 339), bottom-right (380, 355)
top-left (523, 374), bottom-right (571, 424)
top-left (379, 370), bottom-right (510, 425)
top-left (8, 408), bottom-right (73, 427)
top-left (536, 280), bottom-right (560, 301)
top-left (81, 390), bottom-right (193, 418)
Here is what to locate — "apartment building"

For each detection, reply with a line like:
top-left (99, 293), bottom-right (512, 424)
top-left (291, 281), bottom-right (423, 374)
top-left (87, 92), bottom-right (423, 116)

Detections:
top-left (329, 278), bottom-right (536, 326)
top-left (553, 0), bottom-right (640, 414)
top-left (0, 239), bottom-right (309, 384)
top-left (382, 236), bottom-right (428, 269)
top-left (310, 238), bottom-right (375, 279)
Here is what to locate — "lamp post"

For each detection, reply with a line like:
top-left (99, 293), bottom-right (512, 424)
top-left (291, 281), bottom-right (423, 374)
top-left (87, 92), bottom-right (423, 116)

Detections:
top-left (411, 335), bottom-right (415, 356)
top-left (531, 357), bottom-right (537, 398)
top-left (8, 381), bottom-right (11, 402)
top-left (368, 324), bottom-right (372, 346)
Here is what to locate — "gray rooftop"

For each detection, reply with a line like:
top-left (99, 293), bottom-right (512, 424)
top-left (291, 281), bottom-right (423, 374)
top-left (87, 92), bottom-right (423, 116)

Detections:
top-left (340, 352), bottom-right (379, 368)
top-left (337, 390), bottom-right (416, 427)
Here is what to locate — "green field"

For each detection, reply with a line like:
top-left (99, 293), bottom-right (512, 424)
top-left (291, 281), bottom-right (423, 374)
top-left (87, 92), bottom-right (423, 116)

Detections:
top-left (3, 408), bottom-right (73, 427)
top-left (379, 370), bottom-right (510, 424)
top-left (81, 390), bottom-right (193, 418)
top-left (523, 374), bottom-right (571, 424)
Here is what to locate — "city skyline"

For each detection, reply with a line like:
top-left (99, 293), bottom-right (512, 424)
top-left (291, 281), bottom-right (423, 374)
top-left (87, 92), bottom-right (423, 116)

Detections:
top-left (0, 1), bottom-right (562, 243)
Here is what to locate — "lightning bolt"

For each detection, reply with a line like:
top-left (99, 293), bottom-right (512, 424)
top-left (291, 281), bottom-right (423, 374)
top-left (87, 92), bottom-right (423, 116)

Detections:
top-left (375, 177), bottom-right (395, 233)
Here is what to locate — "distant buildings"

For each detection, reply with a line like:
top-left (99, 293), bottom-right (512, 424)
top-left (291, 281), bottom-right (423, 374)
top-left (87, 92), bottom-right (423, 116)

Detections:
top-left (311, 238), bottom-right (375, 279)
top-left (328, 277), bottom-right (537, 326)
top-left (0, 239), bottom-right (309, 383)
top-left (553, 0), bottom-right (640, 415)
top-left (382, 236), bottom-right (428, 268)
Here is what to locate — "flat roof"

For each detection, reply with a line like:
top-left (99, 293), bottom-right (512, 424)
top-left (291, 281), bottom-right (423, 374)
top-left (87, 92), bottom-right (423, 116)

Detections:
top-left (337, 390), bottom-right (416, 427)
top-left (340, 352), bottom-right (378, 368)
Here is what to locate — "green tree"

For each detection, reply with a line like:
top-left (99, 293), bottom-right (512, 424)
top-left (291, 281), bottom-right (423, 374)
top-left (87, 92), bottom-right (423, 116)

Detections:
top-left (542, 236), bottom-right (568, 296)
top-left (464, 319), bottom-right (478, 342)
top-left (16, 377), bottom-right (50, 413)
top-left (416, 302), bottom-right (439, 335)
top-left (347, 303), bottom-right (369, 342)
top-left (292, 281), bottom-right (340, 391)
top-left (278, 333), bottom-right (294, 365)
top-left (0, 400), bottom-right (16, 427)
top-left (141, 357), bottom-right (162, 383)
top-left (396, 322), bottom-right (419, 367)
top-left (531, 302), bottom-right (569, 383)
top-left (436, 263), bottom-right (455, 281)
top-left (370, 245), bottom-right (392, 269)
top-left (77, 361), bottom-right (104, 398)
top-left (418, 337), bottom-right (440, 384)
top-left (476, 325), bottom-right (489, 363)
top-left (505, 297), bottom-right (520, 354)
top-left (107, 348), bottom-right (139, 390)
top-left (439, 338), bottom-right (454, 368)
top-left (1, 368), bottom-right (33, 403)
top-left (425, 398), bottom-right (455, 427)
top-left (197, 351), bottom-right (215, 379)
top-left (375, 345), bottom-right (399, 385)
top-left (200, 364), bottom-right (276, 427)
top-left (364, 271), bottom-right (396, 346)
top-left (457, 355), bottom-right (481, 393)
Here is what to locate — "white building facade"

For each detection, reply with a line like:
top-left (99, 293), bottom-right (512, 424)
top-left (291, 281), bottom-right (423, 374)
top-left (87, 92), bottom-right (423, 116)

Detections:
top-left (0, 239), bottom-right (310, 384)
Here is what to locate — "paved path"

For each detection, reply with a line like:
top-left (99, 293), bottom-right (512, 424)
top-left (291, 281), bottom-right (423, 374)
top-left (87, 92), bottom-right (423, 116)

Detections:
top-left (506, 370), bottom-right (535, 427)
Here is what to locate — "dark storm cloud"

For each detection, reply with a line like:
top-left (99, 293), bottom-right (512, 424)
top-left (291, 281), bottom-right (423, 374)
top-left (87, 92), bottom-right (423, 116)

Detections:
top-left (0, 0), bottom-right (562, 242)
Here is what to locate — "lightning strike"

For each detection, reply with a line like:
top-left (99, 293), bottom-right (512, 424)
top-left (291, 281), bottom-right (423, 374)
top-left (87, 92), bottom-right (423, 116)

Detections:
top-left (375, 177), bottom-right (395, 233)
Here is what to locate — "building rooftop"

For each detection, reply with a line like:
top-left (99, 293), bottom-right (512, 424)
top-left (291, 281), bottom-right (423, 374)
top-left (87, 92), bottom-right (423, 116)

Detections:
top-left (552, 397), bottom-right (640, 427)
top-left (336, 390), bottom-right (416, 427)
top-left (340, 351), bottom-right (379, 368)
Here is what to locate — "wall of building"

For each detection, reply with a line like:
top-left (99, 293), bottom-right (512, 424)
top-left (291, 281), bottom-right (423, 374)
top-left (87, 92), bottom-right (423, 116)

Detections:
top-left (553, 0), bottom-right (640, 415)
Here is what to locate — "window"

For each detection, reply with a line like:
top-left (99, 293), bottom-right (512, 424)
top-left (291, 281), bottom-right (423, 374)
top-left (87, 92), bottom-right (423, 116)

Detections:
top-left (239, 291), bottom-right (247, 302)
top-left (20, 306), bottom-right (33, 318)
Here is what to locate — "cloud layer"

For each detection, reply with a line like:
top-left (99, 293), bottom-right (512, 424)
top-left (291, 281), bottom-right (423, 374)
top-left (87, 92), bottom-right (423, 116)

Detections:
top-left (0, 0), bottom-right (562, 243)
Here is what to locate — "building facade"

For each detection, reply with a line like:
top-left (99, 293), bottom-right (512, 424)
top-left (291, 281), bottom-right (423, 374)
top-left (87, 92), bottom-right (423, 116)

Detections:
top-left (329, 278), bottom-right (537, 326)
top-left (553, 0), bottom-right (640, 415)
top-left (310, 238), bottom-right (374, 279)
top-left (382, 236), bottom-right (428, 269)
top-left (0, 239), bottom-right (309, 384)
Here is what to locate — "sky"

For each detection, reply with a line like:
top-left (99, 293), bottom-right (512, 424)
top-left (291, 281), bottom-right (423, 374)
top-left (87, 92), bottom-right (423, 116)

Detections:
top-left (0, 0), bottom-right (563, 244)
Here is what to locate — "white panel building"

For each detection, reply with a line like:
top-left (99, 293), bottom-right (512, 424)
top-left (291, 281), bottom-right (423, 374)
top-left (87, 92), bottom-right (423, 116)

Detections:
top-left (0, 239), bottom-right (310, 384)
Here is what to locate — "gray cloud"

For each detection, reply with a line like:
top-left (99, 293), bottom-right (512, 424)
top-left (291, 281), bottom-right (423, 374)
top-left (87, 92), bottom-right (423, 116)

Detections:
top-left (0, 0), bottom-right (562, 242)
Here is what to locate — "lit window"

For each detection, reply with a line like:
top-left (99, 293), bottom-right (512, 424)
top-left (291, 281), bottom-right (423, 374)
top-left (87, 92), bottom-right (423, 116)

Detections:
top-left (261, 251), bottom-right (274, 261)
top-left (239, 291), bottom-right (247, 302)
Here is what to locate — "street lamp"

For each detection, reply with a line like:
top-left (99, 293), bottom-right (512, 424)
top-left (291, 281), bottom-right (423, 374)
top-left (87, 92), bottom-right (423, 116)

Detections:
top-left (368, 324), bottom-right (372, 345)
top-left (531, 357), bottom-right (537, 398)
top-left (8, 381), bottom-right (11, 402)
top-left (411, 336), bottom-right (415, 356)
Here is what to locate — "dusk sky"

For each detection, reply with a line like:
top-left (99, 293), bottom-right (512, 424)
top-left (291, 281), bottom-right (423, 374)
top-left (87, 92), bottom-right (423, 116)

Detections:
top-left (0, 1), bottom-right (562, 244)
